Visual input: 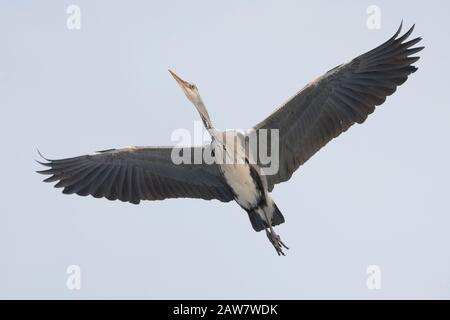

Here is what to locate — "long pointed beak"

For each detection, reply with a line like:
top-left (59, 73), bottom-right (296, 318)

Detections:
top-left (169, 70), bottom-right (188, 90)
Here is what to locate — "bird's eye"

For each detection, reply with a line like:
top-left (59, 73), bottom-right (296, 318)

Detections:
top-left (189, 84), bottom-right (196, 90)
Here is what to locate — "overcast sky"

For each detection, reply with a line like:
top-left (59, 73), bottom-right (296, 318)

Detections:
top-left (1, 0), bottom-right (449, 299)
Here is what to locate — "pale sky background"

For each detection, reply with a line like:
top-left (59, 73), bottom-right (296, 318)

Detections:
top-left (1, 1), bottom-right (449, 299)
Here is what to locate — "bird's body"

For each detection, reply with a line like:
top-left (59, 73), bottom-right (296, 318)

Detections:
top-left (220, 152), bottom-right (260, 210)
top-left (38, 23), bottom-right (423, 255)
top-left (213, 131), bottom-right (283, 232)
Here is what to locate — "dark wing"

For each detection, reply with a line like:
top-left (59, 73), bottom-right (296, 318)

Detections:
top-left (37, 146), bottom-right (233, 204)
top-left (253, 23), bottom-right (423, 191)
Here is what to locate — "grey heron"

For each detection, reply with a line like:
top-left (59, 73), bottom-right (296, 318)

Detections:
top-left (37, 23), bottom-right (423, 255)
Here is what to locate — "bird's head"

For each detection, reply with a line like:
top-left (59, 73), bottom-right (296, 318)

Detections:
top-left (169, 70), bottom-right (201, 105)
top-left (169, 69), bottom-right (213, 130)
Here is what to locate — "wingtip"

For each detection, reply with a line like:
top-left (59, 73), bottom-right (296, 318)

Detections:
top-left (406, 23), bottom-right (415, 34)
top-left (36, 148), bottom-right (50, 161)
top-left (396, 20), bottom-right (418, 37)
top-left (415, 45), bottom-right (425, 52)
top-left (35, 149), bottom-right (53, 168)
top-left (35, 160), bottom-right (53, 169)
top-left (36, 167), bottom-right (53, 174)
top-left (387, 20), bottom-right (404, 42)
top-left (398, 20), bottom-right (403, 33)
top-left (35, 159), bottom-right (46, 166)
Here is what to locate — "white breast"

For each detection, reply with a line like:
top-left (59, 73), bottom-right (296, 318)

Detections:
top-left (221, 162), bottom-right (259, 208)
top-left (213, 130), bottom-right (260, 208)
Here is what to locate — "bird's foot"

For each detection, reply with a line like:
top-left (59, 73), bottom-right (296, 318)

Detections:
top-left (265, 228), bottom-right (289, 256)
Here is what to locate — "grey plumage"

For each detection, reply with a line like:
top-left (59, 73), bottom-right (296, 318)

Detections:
top-left (37, 147), bottom-right (233, 204)
top-left (253, 23), bottom-right (423, 191)
top-left (37, 23), bottom-right (423, 255)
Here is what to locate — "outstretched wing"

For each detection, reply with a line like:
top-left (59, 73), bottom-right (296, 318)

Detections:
top-left (253, 23), bottom-right (423, 191)
top-left (37, 146), bottom-right (233, 204)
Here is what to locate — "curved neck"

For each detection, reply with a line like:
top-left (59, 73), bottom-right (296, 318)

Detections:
top-left (193, 97), bottom-right (213, 130)
top-left (194, 99), bottom-right (223, 144)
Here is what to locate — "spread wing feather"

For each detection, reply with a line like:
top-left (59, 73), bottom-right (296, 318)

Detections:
top-left (37, 147), bottom-right (233, 204)
top-left (253, 23), bottom-right (423, 191)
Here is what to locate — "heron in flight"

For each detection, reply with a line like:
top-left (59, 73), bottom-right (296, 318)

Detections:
top-left (38, 23), bottom-right (423, 255)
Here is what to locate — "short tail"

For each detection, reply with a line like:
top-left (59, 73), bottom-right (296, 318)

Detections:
top-left (272, 203), bottom-right (285, 227)
top-left (247, 204), bottom-right (285, 232)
